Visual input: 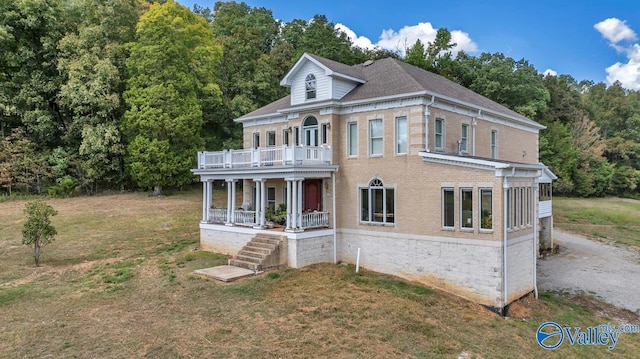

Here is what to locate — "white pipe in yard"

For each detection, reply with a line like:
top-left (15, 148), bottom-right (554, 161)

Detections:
top-left (355, 248), bottom-right (361, 273)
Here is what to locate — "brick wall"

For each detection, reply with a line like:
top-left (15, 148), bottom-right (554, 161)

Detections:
top-left (288, 234), bottom-right (334, 268)
top-left (338, 228), bottom-right (504, 307)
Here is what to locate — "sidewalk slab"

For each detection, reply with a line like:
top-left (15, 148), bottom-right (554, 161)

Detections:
top-left (195, 265), bottom-right (256, 282)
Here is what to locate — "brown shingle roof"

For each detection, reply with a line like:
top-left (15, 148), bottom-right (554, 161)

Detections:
top-left (306, 53), bottom-right (364, 81)
top-left (238, 54), bottom-right (540, 127)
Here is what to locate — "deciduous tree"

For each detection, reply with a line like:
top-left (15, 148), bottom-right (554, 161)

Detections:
top-left (22, 200), bottom-right (58, 266)
top-left (123, 0), bottom-right (222, 195)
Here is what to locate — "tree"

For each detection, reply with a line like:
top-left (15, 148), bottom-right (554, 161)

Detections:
top-left (209, 1), bottom-right (282, 149)
top-left (56, 0), bottom-right (139, 192)
top-left (458, 52), bottom-right (550, 118)
top-left (0, 0), bottom-right (68, 146)
top-left (405, 39), bottom-right (428, 69)
top-left (22, 200), bottom-right (58, 266)
top-left (123, 0), bottom-right (222, 195)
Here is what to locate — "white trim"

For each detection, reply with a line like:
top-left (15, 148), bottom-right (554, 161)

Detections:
top-left (280, 53), bottom-right (366, 87)
top-left (200, 222), bottom-right (333, 240)
top-left (419, 151), bottom-right (544, 177)
top-left (338, 228), bottom-right (503, 248)
top-left (236, 93), bottom-right (544, 134)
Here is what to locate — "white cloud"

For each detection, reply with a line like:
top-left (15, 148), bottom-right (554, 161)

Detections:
top-left (543, 69), bottom-right (558, 77)
top-left (605, 44), bottom-right (640, 90)
top-left (335, 23), bottom-right (375, 50)
top-left (334, 22), bottom-right (478, 56)
top-left (594, 18), bottom-right (637, 44)
top-left (595, 18), bottom-right (640, 90)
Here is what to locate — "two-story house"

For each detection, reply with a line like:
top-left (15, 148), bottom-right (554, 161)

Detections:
top-left (192, 53), bottom-right (555, 312)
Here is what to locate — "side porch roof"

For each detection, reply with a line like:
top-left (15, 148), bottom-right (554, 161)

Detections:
top-left (192, 165), bottom-right (338, 181)
top-left (418, 151), bottom-right (544, 178)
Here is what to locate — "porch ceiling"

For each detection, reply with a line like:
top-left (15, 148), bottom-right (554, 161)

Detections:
top-left (192, 165), bottom-right (338, 180)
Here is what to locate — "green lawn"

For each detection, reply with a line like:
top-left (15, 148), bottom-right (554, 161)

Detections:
top-left (0, 191), bottom-right (638, 358)
top-left (553, 196), bottom-right (640, 249)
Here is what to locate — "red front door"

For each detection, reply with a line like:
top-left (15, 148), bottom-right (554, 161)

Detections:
top-left (304, 179), bottom-right (322, 211)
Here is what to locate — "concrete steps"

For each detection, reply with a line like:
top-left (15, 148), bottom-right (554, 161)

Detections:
top-left (229, 234), bottom-right (286, 272)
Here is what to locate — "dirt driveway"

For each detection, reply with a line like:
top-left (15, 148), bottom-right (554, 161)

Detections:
top-left (537, 229), bottom-right (640, 316)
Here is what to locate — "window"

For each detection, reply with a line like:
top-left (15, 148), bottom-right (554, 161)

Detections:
top-left (303, 116), bottom-right (318, 147)
top-left (520, 188), bottom-right (525, 227)
top-left (506, 189), bottom-right (511, 229)
top-left (491, 130), bottom-right (497, 159)
top-left (526, 187), bottom-right (531, 226)
top-left (360, 179), bottom-right (394, 224)
top-left (442, 188), bottom-right (454, 228)
top-left (461, 188), bottom-right (473, 229)
top-left (321, 123), bottom-right (328, 145)
top-left (305, 74), bottom-right (316, 100)
top-left (267, 131), bottom-right (276, 147)
top-left (435, 118), bottom-right (444, 150)
top-left (461, 124), bottom-right (469, 152)
top-left (480, 189), bottom-right (492, 230)
top-left (539, 183), bottom-right (551, 201)
top-left (294, 127), bottom-right (299, 146)
top-left (396, 116), bottom-right (407, 154)
top-left (283, 129), bottom-right (290, 146)
top-left (267, 187), bottom-right (276, 210)
top-left (347, 122), bottom-right (357, 157)
top-left (253, 132), bottom-right (260, 149)
top-left (369, 119), bottom-right (383, 156)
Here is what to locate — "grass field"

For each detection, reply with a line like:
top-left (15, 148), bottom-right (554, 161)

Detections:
top-left (1, 191), bottom-right (638, 358)
top-left (553, 197), bottom-right (640, 249)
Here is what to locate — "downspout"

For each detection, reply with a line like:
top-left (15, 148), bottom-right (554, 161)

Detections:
top-left (502, 167), bottom-right (516, 313)
top-left (424, 96), bottom-right (435, 152)
top-left (332, 171), bottom-right (337, 264)
top-left (533, 175), bottom-right (540, 299)
top-left (472, 110), bottom-right (480, 156)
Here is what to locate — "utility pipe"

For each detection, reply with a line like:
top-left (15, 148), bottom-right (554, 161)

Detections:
top-left (332, 172), bottom-right (337, 264)
top-left (355, 247), bottom-right (361, 273)
top-left (503, 167), bottom-right (516, 313)
top-left (424, 96), bottom-right (435, 152)
top-left (533, 177), bottom-right (540, 299)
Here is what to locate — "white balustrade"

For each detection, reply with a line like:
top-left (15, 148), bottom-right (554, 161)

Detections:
top-left (209, 208), bottom-right (227, 224)
top-left (301, 211), bottom-right (329, 229)
top-left (234, 211), bottom-right (257, 226)
top-left (197, 146), bottom-right (332, 169)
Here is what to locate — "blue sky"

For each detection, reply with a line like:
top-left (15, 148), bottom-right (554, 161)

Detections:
top-left (177, 0), bottom-right (640, 90)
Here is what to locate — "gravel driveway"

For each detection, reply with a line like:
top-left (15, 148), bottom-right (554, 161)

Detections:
top-left (537, 229), bottom-right (640, 315)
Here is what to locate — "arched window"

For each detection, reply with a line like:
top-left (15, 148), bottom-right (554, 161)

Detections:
top-left (305, 74), bottom-right (316, 100)
top-left (360, 178), bottom-right (395, 224)
top-left (303, 116), bottom-right (318, 147)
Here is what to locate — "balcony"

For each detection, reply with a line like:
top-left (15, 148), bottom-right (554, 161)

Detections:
top-left (197, 146), bottom-right (332, 169)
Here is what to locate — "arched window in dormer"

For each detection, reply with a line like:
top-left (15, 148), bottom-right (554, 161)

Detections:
top-left (305, 74), bottom-right (316, 100)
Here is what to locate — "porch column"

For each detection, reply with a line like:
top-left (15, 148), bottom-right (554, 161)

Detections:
top-left (297, 179), bottom-right (303, 230)
top-left (290, 179), bottom-right (298, 230)
top-left (260, 179), bottom-right (267, 227)
top-left (225, 179), bottom-right (233, 225)
top-left (253, 178), bottom-right (265, 228)
top-left (201, 180), bottom-right (208, 223)
top-left (231, 179), bottom-right (237, 223)
top-left (285, 179), bottom-right (293, 230)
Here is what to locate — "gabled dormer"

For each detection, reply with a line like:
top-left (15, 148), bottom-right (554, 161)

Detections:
top-left (280, 53), bottom-right (366, 106)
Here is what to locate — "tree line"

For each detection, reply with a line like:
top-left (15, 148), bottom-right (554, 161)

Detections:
top-left (1, 0), bottom-right (639, 198)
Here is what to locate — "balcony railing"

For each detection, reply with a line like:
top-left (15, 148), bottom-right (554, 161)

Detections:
top-left (207, 208), bottom-right (329, 230)
top-left (301, 211), bottom-right (330, 229)
top-left (198, 145), bottom-right (332, 169)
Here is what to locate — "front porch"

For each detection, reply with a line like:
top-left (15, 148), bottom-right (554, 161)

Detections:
top-left (192, 145), bottom-right (338, 233)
